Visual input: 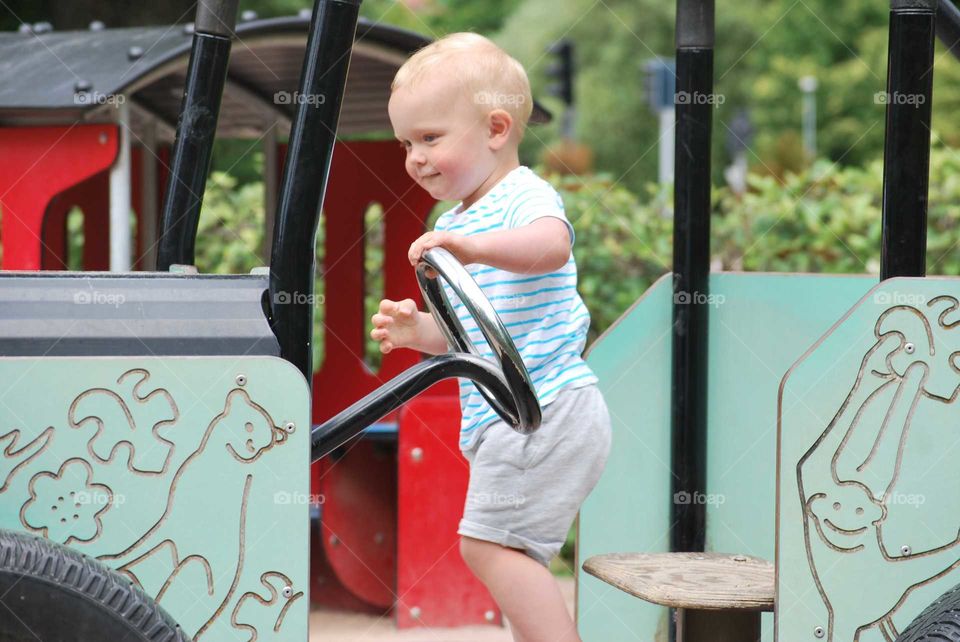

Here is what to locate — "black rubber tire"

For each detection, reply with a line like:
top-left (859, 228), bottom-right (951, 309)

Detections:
top-left (0, 529), bottom-right (189, 642)
top-left (897, 582), bottom-right (960, 641)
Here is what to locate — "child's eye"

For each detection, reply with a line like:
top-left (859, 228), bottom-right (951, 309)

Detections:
top-left (423, 134), bottom-right (438, 143)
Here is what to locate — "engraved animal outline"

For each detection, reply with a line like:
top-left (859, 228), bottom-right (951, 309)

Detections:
top-left (230, 572), bottom-right (304, 641)
top-left (68, 368), bottom-right (180, 475)
top-left (798, 301), bottom-right (960, 641)
top-left (0, 425), bottom-right (53, 492)
top-left (99, 388), bottom-right (286, 638)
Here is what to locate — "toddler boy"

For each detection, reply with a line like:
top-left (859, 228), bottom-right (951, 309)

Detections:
top-left (371, 32), bottom-right (611, 642)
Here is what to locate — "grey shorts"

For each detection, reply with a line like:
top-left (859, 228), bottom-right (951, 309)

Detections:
top-left (458, 383), bottom-right (612, 566)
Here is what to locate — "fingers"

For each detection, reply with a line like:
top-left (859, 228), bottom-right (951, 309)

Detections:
top-left (408, 232), bottom-right (444, 265)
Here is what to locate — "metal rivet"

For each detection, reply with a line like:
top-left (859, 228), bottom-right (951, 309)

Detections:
top-left (183, 22), bottom-right (195, 35)
top-left (814, 626), bottom-right (825, 638)
top-left (410, 606), bottom-right (421, 619)
top-left (904, 342), bottom-right (915, 354)
top-left (411, 447), bottom-right (423, 462)
top-left (241, 10), bottom-right (258, 21)
top-left (98, 132), bottom-right (108, 145)
top-left (284, 422), bottom-right (295, 434)
top-left (329, 534), bottom-right (339, 546)
top-left (732, 555), bottom-right (747, 562)
top-left (235, 374), bottom-right (247, 386)
top-left (128, 45), bottom-right (144, 60)
top-left (74, 79), bottom-right (92, 93)
top-left (901, 545), bottom-right (911, 556)
top-left (18, 23), bottom-right (32, 34)
top-left (484, 610), bottom-right (495, 622)
top-left (89, 20), bottom-right (105, 31)
top-left (281, 586), bottom-right (293, 598)
top-left (32, 22), bottom-right (52, 33)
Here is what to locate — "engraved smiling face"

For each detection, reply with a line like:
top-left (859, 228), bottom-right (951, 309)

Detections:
top-left (808, 482), bottom-right (885, 548)
top-left (219, 391), bottom-right (279, 461)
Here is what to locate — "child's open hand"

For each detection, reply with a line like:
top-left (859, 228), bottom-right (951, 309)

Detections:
top-left (408, 231), bottom-right (476, 267)
top-left (370, 298), bottom-right (421, 354)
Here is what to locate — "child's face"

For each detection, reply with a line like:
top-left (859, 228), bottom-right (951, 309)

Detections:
top-left (389, 76), bottom-right (500, 205)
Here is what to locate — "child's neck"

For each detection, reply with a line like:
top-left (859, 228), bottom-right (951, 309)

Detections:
top-left (459, 155), bottom-right (520, 212)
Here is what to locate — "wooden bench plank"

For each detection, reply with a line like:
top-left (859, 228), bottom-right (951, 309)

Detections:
top-left (582, 552), bottom-right (774, 611)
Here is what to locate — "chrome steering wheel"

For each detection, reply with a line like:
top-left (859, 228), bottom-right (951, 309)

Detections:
top-left (416, 248), bottom-right (541, 434)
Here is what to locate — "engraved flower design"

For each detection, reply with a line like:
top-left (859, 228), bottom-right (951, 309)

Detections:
top-left (21, 458), bottom-right (112, 544)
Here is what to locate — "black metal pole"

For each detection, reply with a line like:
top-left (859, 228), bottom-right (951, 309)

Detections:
top-left (156, 0), bottom-right (239, 271)
top-left (670, 0), bottom-right (714, 556)
top-left (880, 0), bottom-right (936, 280)
top-left (268, 0), bottom-right (361, 382)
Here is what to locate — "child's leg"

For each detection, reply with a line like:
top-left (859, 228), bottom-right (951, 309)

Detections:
top-left (460, 536), bottom-right (580, 642)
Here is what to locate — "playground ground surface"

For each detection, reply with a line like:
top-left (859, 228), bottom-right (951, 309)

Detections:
top-left (308, 576), bottom-right (575, 641)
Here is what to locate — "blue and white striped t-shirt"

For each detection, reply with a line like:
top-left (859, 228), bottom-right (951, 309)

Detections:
top-left (434, 165), bottom-right (598, 451)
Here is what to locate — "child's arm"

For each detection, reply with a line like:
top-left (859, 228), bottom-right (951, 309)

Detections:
top-left (370, 298), bottom-right (449, 355)
top-left (408, 218), bottom-right (571, 275)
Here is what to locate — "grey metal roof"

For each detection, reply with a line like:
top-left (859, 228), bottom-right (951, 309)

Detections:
top-left (0, 16), bottom-right (551, 141)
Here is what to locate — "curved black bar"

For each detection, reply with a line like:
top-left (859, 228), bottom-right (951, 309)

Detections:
top-left (310, 353), bottom-right (511, 462)
top-left (269, 0), bottom-right (361, 382)
top-left (937, 0), bottom-right (960, 61)
top-left (156, 2), bottom-right (239, 271)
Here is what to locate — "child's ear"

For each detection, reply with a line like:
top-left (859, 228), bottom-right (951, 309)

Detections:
top-left (487, 109), bottom-right (514, 150)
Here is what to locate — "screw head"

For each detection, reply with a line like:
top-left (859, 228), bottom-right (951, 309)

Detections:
top-left (410, 606), bottom-right (421, 619)
top-left (284, 422), bottom-right (296, 434)
top-left (281, 585), bottom-right (293, 598)
top-left (484, 610), bottom-right (495, 622)
top-left (183, 22), bottom-right (195, 35)
top-left (732, 555), bottom-right (747, 562)
top-left (128, 45), bottom-right (144, 60)
top-left (814, 626), bottom-right (825, 638)
top-left (410, 447), bottom-right (423, 462)
top-left (329, 534), bottom-right (339, 547)
top-left (905, 342), bottom-right (915, 354)
top-left (89, 20), bottom-right (105, 31)
top-left (18, 23), bottom-right (32, 34)
top-left (235, 374), bottom-right (247, 386)
top-left (74, 79), bottom-right (92, 93)
top-left (901, 545), bottom-right (912, 556)
top-left (98, 132), bottom-right (108, 145)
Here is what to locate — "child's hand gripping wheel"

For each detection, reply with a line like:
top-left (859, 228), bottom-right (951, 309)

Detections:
top-left (416, 248), bottom-right (542, 434)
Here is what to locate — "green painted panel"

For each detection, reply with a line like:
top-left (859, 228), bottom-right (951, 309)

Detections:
top-left (0, 356), bottom-right (310, 641)
top-left (579, 272), bottom-right (876, 642)
top-left (778, 278), bottom-right (960, 642)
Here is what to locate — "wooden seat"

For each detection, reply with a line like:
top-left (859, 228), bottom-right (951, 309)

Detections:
top-left (583, 552), bottom-right (774, 642)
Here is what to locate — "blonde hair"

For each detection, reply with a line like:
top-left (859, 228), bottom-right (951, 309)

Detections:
top-left (392, 33), bottom-right (534, 138)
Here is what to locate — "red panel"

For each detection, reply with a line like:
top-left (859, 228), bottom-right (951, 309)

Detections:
top-left (41, 172), bottom-right (110, 271)
top-left (310, 140), bottom-right (444, 608)
top-left (0, 125), bottom-right (118, 270)
top-left (320, 440), bottom-right (397, 608)
top-left (396, 395), bottom-right (500, 628)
